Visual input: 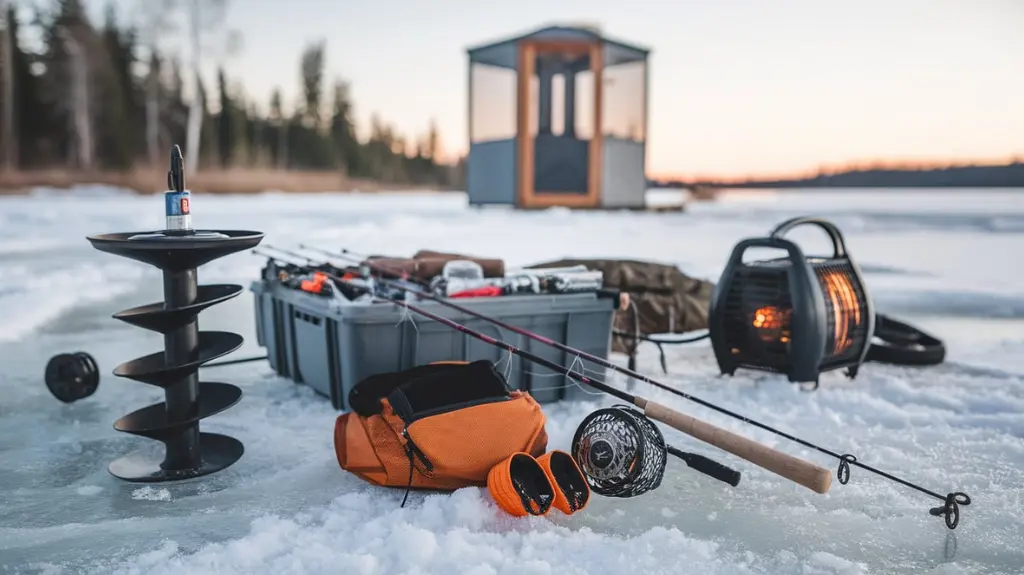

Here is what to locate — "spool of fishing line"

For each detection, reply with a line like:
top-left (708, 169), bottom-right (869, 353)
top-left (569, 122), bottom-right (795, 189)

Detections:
top-left (570, 405), bottom-right (668, 498)
top-left (44, 351), bottom-right (100, 403)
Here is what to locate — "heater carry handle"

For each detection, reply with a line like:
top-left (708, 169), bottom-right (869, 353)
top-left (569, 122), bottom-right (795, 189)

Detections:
top-left (726, 237), bottom-right (808, 268)
top-left (769, 217), bottom-right (848, 258)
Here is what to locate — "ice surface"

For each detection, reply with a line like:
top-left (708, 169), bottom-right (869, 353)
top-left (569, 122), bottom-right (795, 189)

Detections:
top-left (1, 188), bottom-right (1023, 574)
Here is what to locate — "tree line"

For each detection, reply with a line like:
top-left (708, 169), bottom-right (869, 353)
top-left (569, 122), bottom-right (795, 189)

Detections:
top-left (0, 0), bottom-right (462, 187)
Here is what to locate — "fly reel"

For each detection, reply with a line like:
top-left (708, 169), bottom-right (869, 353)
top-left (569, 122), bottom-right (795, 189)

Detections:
top-left (570, 405), bottom-right (669, 498)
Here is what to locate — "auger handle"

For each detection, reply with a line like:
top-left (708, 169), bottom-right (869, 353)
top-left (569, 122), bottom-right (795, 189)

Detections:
top-left (636, 398), bottom-right (833, 494)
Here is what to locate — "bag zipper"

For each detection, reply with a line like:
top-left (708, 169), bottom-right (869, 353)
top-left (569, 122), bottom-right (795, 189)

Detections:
top-left (402, 427), bottom-right (434, 476)
top-left (399, 425), bottom-right (435, 509)
top-left (398, 426), bottom-right (431, 508)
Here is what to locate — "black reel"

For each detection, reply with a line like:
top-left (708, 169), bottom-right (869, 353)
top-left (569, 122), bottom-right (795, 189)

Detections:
top-left (45, 352), bottom-right (100, 403)
top-left (571, 405), bottom-right (668, 498)
top-left (42, 350), bottom-right (269, 405)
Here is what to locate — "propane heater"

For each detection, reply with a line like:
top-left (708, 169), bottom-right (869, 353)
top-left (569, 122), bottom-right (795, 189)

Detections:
top-left (709, 217), bottom-right (877, 387)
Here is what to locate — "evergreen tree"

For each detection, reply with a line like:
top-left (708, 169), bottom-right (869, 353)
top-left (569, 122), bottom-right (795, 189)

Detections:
top-left (7, 4), bottom-right (47, 166)
top-left (329, 79), bottom-right (359, 175)
top-left (97, 2), bottom-right (139, 169)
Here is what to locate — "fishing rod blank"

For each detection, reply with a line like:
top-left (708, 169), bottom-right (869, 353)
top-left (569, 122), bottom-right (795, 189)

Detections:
top-left (254, 247), bottom-right (833, 495)
top-left (283, 244), bottom-right (973, 530)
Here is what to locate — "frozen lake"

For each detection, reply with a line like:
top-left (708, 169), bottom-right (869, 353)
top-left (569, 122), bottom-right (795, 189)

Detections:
top-left (1, 187), bottom-right (1022, 574)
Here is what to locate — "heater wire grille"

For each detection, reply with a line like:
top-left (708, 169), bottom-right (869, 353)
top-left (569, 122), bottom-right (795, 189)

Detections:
top-left (813, 260), bottom-right (870, 368)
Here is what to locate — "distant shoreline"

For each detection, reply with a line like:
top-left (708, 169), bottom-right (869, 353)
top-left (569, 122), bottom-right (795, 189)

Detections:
top-left (2, 162), bottom-right (1022, 197)
top-left (0, 168), bottom-right (453, 196)
top-left (651, 161), bottom-right (1024, 190)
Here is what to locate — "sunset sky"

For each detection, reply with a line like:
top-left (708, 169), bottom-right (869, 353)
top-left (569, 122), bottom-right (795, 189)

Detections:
top-left (105, 0), bottom-right (1022, 179)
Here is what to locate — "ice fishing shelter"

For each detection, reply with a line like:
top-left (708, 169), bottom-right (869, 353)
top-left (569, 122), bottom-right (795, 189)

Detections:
top-left (466, 25), bottom-right (650, 209)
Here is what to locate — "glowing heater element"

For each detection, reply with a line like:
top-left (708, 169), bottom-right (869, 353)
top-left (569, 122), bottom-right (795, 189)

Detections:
top-left (751, 305), bottom-right (790, 343)
top-left (820, 270), bottom-right (862, 354)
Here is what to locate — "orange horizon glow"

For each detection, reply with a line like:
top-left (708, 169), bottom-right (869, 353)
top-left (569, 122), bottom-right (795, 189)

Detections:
top-left (648, 154), bottom-right (1024, 183)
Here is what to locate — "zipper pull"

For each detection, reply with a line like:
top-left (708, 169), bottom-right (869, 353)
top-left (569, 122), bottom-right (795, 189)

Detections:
top-left (402, 428), bottom-right (434, 474)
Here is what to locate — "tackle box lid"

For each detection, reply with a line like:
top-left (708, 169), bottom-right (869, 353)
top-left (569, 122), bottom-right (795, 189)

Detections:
top-left (250, 280), bottom-right (617, 324)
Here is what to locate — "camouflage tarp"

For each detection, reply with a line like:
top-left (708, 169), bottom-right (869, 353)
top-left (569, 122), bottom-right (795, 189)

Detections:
top-left (526, 258), bottom-right (715, 355)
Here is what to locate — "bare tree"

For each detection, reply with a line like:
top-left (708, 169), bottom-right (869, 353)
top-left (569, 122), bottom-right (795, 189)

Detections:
top-left (269, 87), bottom-right (286, 170)
top-left (134, 0), bottom-right (179, 168)
top-left (182, 0), bottom-right (240, 175)
top-left (57, 26), bottom-right (92, 169)
top-left (183, 0), bottom-right (201, 173)
top-left (300, 40), bottom-right (325, 130)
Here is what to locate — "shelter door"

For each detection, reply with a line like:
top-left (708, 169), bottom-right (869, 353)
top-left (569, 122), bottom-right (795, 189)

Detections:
top-left (517, 40), bottom-right (603, 208)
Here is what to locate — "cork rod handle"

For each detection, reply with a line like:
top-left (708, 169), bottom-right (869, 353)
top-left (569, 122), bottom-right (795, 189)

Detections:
top-left (636, 398), bottom-right (832, 494)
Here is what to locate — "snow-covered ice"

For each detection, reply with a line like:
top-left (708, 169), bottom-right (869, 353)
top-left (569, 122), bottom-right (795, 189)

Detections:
top-left (1, 187), bottom-right (1022, 574)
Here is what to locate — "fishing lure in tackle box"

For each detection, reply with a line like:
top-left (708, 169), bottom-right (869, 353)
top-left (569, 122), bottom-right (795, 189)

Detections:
top-left (259, 258), bottom-right (362, 298)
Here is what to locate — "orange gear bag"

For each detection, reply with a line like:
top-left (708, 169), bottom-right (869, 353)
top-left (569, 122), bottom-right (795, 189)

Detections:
top-left (334, 360), bottom-right (548, 496)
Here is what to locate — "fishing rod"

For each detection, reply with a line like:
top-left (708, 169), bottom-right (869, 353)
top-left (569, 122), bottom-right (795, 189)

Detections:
top-left (284, 244), bottom-right (973, 530)
top-left (254, 246), bottom-right (833, 496)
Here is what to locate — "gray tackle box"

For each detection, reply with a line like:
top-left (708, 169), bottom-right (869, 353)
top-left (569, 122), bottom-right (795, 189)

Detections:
top-left (250, 278), bottom-right (618, 410)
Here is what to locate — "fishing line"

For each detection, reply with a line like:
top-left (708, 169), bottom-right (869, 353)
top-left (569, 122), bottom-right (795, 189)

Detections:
top-left (262, 245), bottom-right (973, 528)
